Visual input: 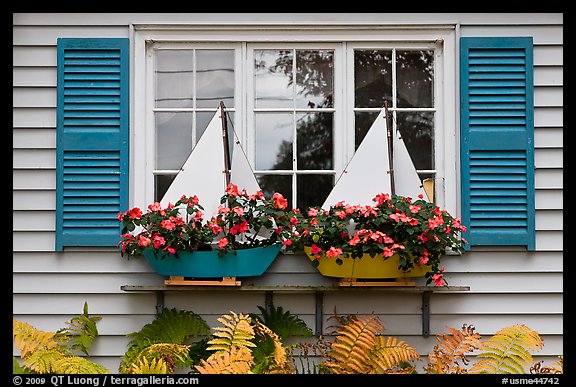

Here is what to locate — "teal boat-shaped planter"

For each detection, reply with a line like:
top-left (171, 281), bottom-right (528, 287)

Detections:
top-left (142, 243), bottom-right (282, 278)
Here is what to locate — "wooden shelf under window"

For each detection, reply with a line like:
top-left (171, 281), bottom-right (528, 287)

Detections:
top-left (120, 284), bottom-right (470, 337)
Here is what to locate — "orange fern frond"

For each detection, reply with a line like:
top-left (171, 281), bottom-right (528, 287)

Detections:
top-left (195, 345), bottom-right (253, 374)
top-left (425, 324), bottom-right (482, 374)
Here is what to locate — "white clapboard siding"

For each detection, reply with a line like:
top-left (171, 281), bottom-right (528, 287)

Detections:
top-left (535, 210), bottom-right (564, 230)
top-left (13, 170), bottom-right (54, 190)
top-left (12, 25), bottom-right (129, 45)
top-left (13, 88), bottom-right (56, 108)
top-left (534, 67), bottom-right (563, 86)
top-left (13, 128), bottom-right (55, 149)
top-left (534, 87), bottom-right (563, 107)
top-left (535, 190), bottom-right (563, 210)
top-left (535, 149), bottom-right (563, 168)
top-left (12, 13), bottom-right (563, 371)
top-left (535, 128), bottom-right (563, 148)
top-left (13, 67), bottom-right (57, 87)
top-left (13, 107), bottom-right (55, 128)
top-left (535, 231), bottom-right (563, 251)
top-left (13, 251), bottom-right (154, 273)
top-left (13, 191), bottom-right (55, 210)
top-left (13, 149), bottom-right (54, 169)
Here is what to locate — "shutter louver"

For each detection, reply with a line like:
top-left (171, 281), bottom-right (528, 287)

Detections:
top-left (460, 37), bottom-right (535, 250)
top-left (56, 39), bottom-right (129, 250)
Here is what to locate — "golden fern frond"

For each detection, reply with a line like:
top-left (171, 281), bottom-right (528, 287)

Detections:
top-left (471, 324), bottom-right (544, 374)
top-left (370, 336), bottom-right (420, 373)
top-left (425, 324), bottom-right (483, 374)
top-left (130, 357), bottom-right (168, 374)
top-left (195, 345), bottom-right (253, 374)
top-left (22, 348), bottom-right (66, 373)
top-left (52, 356), bottom-right (110, 374)
top-left (128, 343), bottom-right (191, 374)
top-left (13, 319), bottom-right (62, 358)
top-left (324, 314), bottom-right (383, 374)
top-left (207, 311), bottom-right (256, 352)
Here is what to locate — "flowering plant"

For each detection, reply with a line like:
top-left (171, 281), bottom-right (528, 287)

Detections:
top-left (284, 193), bottom-right (467, 286)
top-left (117, 183), bottom-right (294, 259)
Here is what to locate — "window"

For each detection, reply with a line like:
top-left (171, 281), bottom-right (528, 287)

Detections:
top-left (133, 27), bottom-right (456, 214)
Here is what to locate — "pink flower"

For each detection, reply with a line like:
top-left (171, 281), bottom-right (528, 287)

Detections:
top-left (218, 238), bottom-right (229, 248)
top-left (311, 244), bottom-right (323, 254)
top-left (432, 273), bottom-right (445, 286)
top-left (326, 247), bottom-right (343, 258)
top-left (138, 235), bottom-right (151, 247)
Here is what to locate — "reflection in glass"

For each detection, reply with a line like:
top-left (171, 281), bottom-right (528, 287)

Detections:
top-left (397, 50), bottom-right (434, 108)
top-left (155, 174), bottom-right (175, 202)
top-left (155, 112), bottom-right (193, 170)
top-left (255, 113), bottom-right (293, 170)
top-left (295, 50), bottom-right (334, 108)
top-left (354, 111), bottom-right (379, 150)
top-left (396, 111), bottom-right (434, 170)
top-left (196, 50), bottom-right (235, 108)
top-left (296, 113), bottom-right (333, 170)
top-left (354, 50), bottom-right (392, 108)
top-left (257, 174), bottom-right (292, 208)
top-left (255, 50), bottom-right (293, 108)
top-left (155, 50), bottom-right (194, 108)
top-left (297, 174), bottom-right (334, 211)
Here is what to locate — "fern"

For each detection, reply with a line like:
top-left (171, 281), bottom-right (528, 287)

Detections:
top-left (56, 302), bottom-right (102, 355)
top-left (53, 356), bottom-right (110, 374)
top-left (120, 308), bottom-right (209, 373)
top-left (23, 349), bottom-right (66, 373)
top-left (471, 324), bottom-right (544, 374)
top-left (126, 343), bottom-right (191, 374)
top-left (370, 336), bottom-right (420, 374)
top-left (251, 304), bottom-right (313, 340)
top-left (531, 356), bottom-right (563, 374)
top-left (195, 345), bottom-right (254, 374)
top-left (425, 324), bottom-right (483, 374)
top-left (207, 311), bottom-right (256, 352)
top-left (13, 319), bottom-right (63, 357)
top-left (323, 314), bottom-right (383, 374)
top-left (130, 357), bottom-right (168, 374)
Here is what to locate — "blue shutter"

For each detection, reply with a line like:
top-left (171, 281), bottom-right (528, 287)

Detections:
top-left (460, 37), bottom-right (535, 250)
top-left (56, 38), bottom-right (129, 250)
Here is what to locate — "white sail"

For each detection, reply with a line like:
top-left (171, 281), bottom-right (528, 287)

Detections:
top-left (160, 108), bottom-right (261, 221)
top-left (322, 107), bottom-right (428, 209)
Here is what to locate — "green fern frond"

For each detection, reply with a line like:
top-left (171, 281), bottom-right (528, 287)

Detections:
top-left (120, 308), bottom-right (209, 373)
top-left (252, 320), bottom-right (289, 370)
top-left (371, 336), bottom-right (420, 373)
top-left (471, 324), bottom-right (544, 374)
top-left (56, 302), bottom-right (102, 355)
top-left (251, 304), bottom-right (313, 339)
top-left (130, 357), bottom-right (168, 374)
top-left (13, 319), bottom-right (63, 358)
top-left (195, 345), bottom-right (254, 374)
top-left (53, 356), bottom-right (110, 374)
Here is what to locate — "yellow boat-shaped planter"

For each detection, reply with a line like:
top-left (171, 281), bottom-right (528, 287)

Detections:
top-left (304, 246), bottom-right (430, 280)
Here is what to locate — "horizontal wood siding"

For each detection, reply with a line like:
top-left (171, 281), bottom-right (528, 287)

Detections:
top-left (13, 13), bottom-right (563, 373)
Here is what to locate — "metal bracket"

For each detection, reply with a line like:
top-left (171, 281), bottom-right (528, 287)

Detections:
top-left (315, 291), bottom-right (323, 337)
top-left (421, 291), bottom-right (431, 337)
top-left (155, 291), bottom-right (164, 314)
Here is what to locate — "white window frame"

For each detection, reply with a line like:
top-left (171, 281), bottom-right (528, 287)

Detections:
top-left (132, 24), bottom-right (458, 216)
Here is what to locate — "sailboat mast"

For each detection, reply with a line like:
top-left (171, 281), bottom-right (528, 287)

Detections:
top-left (384, 100), bottom-right (395, 196)
top-left (220, 101), bottom-right (232, 186)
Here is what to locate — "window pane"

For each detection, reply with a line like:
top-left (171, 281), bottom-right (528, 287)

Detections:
top-left (255, 113), bottom-right (293, 170)
top-left (397, 50), bottom-right (434, 108)
top-left (155, 112), bottom-right (193, 170)
top-left (155, 50), bottom-right (194, 108)
top-left (295, 50), bottom-right (334, 108)
top-left (354, 111), bottom-right (379, 150)
top-left (196, 50), bottom-right (235, 108)
top-left (155, 174), bottom-right (176, 202)
top-left (297, 174), bottom-right (334, 210)
top-left (354, 50), bottom-right (392, 108)
top-left (396, 111), bottom-right (434, 170)
top-left (256, 174), bottom-right (292, 207)
top-left (255, 50), bottom-right (293, 108)
top-left (296, 112), bottom-right (333, 170)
